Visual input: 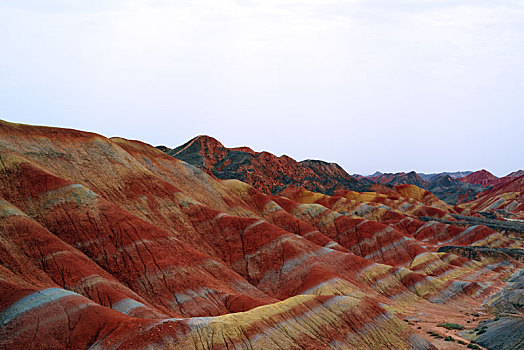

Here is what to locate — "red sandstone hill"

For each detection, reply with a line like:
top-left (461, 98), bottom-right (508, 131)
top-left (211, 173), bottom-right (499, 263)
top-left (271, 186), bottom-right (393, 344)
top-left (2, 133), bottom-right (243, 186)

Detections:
top-left (459, 169), bottom-right (502, 187)
top-left (159, 135), bottom-right (371, 195)
top-left (0, 120), bottom-right (522, 349)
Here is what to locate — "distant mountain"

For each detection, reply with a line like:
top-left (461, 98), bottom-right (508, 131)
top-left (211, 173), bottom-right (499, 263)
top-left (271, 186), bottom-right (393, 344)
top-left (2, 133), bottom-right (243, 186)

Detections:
top-left (459, 169), bottom-right (501, 187)
top-left (159, 135), bottom-right (370, 195)
top-left (368, 171), bottom-right (383, 177)
top-left (351, 173), bottom-right (366, 180)
top-left (367, 171), bottom-right (486, 205)
top-left (466, 174), bottom-right (524, 217)
top-left (369, 171), bottom-right (429, 188)
top-left (426, 174), bottom-right (486, 205)
top-left (418, 171), bottom-right (473, 181)
top-left (507, 170), bottom-right (524, 178)
top-left (368, 171), bottom-right (472, 181)
top-left (365, 169), bottom-right (524, 205)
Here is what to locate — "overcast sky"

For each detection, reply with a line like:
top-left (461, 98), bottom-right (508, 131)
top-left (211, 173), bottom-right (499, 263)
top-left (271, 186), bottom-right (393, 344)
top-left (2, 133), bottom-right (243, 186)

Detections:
top-left (1, 1), bottom-right (522, 176)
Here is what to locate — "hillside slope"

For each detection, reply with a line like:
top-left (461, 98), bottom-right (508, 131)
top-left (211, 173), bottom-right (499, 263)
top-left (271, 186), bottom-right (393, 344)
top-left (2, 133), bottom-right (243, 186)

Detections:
top-left (0, 121), bottom-right (522, 349)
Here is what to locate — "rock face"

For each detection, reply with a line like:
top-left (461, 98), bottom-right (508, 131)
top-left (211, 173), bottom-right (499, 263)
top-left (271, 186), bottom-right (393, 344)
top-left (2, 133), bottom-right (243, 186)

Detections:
top-left (160, 135), bottom-right (370, 195)
top-left (484, 268), bottom-right (524, 314)
top-left (474, 316), bottom-right (524, 350)
top-left (461, 271), bottom-right (524, 350)
top-left (0, 120), bottom-right (523, 349)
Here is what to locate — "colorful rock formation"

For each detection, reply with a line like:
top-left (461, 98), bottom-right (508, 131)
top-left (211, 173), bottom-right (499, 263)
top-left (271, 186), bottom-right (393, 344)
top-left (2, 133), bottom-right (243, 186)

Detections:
top-left (462, 174), bottom-right (524, 218)
top-left (458, 170), bottom-right (503, 188)
top-left (0, 120), bottom-right (522, 349)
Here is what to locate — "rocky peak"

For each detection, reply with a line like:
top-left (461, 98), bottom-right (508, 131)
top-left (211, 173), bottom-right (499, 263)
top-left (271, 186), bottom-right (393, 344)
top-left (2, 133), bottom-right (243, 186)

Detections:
top-left (460, 169), bottom-right (499, 187)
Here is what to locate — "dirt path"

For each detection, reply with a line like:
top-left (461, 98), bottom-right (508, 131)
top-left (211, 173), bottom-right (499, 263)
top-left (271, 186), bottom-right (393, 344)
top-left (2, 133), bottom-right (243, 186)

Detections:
top-left (400, 298), bottom-right (489, 349)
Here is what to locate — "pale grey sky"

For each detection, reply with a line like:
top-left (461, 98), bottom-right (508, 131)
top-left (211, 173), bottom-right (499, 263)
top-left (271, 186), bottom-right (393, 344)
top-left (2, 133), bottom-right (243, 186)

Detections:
top-left (1, 1), bottom-right (522, 176)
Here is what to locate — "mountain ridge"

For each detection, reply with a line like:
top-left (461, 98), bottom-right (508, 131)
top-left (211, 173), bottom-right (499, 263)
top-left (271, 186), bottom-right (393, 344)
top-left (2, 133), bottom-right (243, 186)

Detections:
top-left (159, 135), bottom-right (371, 195)
top-left (1, 121), bottom-right (522, 349)
top-left (161, 137), bottom-right (523, 207)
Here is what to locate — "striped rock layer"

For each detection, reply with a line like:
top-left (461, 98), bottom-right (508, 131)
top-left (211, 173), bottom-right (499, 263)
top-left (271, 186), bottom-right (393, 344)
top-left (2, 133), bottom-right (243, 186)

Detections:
top-left (460, 174), bottom-right (524, 218)
top-left (0, 120), bottom-right (522, 349)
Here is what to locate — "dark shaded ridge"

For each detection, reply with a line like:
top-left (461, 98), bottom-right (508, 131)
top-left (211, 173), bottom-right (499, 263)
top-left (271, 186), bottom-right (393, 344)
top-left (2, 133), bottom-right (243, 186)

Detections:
top-left (438, 246), bottom-right (524, 262)
top-left (419, 215), bottom-right (524, 234)
top-left (418, 171), bottom-right (473, 181)
top-left (425, 174), bottom-right (488, 205)
top-left (158, 137), bottom-right (372, 196)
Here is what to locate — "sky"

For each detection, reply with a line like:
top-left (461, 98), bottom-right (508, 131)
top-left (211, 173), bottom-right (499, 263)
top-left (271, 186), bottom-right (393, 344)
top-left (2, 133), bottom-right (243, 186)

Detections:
top-left (0, 1), bottom-right (523, 176)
